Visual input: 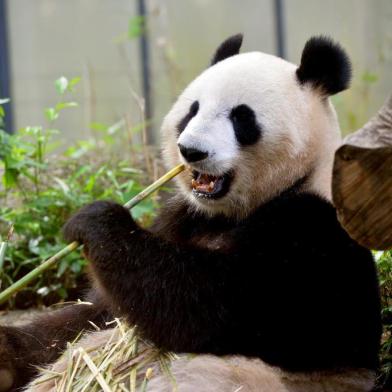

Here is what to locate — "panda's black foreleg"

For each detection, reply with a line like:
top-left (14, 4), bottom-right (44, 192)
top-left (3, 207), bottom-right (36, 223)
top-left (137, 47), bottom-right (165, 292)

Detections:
top-left (0, 292), bottom-right (109, 391)
top-left (63, 201), bottom-right (233, 353)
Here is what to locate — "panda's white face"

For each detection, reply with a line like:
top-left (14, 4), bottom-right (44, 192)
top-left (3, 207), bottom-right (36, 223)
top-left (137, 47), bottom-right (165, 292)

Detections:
top-left (161, 36), bottom-right (350, 218)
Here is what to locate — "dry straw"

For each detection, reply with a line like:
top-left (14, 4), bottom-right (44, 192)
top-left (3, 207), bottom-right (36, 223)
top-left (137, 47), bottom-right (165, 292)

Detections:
top-left (30, 319), bottom-right (179, 392)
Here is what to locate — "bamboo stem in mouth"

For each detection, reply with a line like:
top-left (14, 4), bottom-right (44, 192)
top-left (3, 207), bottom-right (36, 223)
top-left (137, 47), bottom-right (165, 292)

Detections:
top-left (0, 164), bottom-right (185, 305)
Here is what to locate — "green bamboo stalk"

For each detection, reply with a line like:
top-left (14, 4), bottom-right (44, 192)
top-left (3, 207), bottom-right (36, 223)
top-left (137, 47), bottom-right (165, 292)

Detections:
top-left (0, 164), bottom-right (185, 305)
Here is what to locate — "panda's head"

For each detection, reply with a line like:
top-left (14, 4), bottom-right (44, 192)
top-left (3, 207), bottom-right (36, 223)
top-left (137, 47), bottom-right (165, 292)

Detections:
top-left (162, 35), bottom-right (351, 218)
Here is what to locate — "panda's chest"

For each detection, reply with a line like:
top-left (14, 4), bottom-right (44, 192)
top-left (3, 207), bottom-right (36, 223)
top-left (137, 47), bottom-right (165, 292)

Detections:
top-left (187, 229), bottom-right (237, 253)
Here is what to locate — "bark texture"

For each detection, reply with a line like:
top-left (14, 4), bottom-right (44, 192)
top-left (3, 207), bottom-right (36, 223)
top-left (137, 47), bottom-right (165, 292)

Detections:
top-left (333, 95), bottom-right (392, 250)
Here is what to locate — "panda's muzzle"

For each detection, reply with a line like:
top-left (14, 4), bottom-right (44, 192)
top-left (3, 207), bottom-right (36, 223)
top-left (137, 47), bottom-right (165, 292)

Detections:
top-left (191, 170), bottom-right (233, 199)
top-left (178, 144), bottom-right (208, 163)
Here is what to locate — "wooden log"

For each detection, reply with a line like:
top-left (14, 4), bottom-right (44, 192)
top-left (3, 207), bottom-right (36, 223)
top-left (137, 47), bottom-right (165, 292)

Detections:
top-left (333, 145), bottom-right (392, 250)
top-left (343, 94), bottom-right (392, 147)
top-left (332, 95), bottom-right (392, 250)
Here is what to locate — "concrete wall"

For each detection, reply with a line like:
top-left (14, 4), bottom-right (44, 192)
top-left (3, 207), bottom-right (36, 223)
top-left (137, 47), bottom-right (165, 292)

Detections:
top-left (7, 0), bottom-right (141, 141)
top-left (6, 0), bottom-right (392, 144)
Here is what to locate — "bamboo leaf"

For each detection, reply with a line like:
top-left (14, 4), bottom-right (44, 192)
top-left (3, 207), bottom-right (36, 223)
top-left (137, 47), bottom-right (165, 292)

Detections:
top-left (55, 76), bottom-right (69, 95)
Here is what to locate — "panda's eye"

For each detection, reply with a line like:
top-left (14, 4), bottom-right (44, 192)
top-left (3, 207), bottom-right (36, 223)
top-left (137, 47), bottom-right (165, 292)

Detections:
top-left (230, 104), bottom-right (261, 146)
top-left (230, 105), bottom-right (250, 123)
top-left (177, 101), bottom-right (199, 135)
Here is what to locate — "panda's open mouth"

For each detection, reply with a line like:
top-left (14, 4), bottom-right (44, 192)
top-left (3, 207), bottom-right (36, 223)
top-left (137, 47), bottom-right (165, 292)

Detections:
top-left (191, 171), bottom-right (233, 199)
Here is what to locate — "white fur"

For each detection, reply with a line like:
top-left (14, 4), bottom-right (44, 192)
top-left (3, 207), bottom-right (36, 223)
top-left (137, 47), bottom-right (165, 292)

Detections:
top-left (26, 329), bottom-right (375, 392)
top-left (177, 112), bottom-right (239, 176)
top-left (162, 51), bottom-right (341, 218)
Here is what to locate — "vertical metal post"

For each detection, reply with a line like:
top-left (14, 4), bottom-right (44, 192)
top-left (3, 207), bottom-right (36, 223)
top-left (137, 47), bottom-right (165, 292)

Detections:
top-left (273, 0), bottom-right (286, 59)
top-left (0, 0), bottom-right (13, 133)
top-left (137, 0), bottom-right (153, 143)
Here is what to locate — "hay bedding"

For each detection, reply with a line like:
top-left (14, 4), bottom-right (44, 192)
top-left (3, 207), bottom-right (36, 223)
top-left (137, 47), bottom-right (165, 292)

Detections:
top-left (25, 320), bottom-right (375, 392)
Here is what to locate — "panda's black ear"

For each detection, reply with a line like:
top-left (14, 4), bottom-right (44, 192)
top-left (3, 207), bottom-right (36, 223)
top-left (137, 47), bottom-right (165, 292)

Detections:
top-left (211, 34), bottom-right (243, 66)
top-left (296, 36), bottom-right (352, 96)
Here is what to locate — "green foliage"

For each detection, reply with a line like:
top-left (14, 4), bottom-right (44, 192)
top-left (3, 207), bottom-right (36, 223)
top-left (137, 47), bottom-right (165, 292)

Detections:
top-left (114, 15), bottom-right (145, 43)
top-left (128, 15), bottom-right (145, 39)
top-left (361, 70), bottom-right (379, 84)
top-left (45, 76), bottom-right (80, 122)
top-left (0, 98), bottom-right (10, 120)
top-left (333, 69), bottom-right (380, 135)
top-left (0, 77), bottom-right (158, 308)
top-left (376, 250), bottom-right (392, 389)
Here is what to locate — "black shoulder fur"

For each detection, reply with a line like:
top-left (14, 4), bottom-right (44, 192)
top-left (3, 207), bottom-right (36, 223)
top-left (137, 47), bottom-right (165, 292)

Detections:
top-left (63, 191), bottom-right (381, 373)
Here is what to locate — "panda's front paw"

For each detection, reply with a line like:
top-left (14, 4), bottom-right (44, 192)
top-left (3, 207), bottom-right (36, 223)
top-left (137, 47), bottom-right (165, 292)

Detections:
top-left (0, 327), bottom-right (20, 391)
top-left (63, 201), bottom-right (136, 247)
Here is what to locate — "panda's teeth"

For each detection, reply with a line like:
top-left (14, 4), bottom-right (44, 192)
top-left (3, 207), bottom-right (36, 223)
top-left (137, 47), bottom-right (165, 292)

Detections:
top-left (191, 170), bottom-right (233, 199)
top-left (191, 179), bottom-right (197, 189)
top-left (191, 171), bottom-right (222, 193)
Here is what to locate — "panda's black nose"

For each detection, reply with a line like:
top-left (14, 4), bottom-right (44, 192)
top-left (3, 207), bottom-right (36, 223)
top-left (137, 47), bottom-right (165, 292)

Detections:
top-left (178, 144), bottom-right (208, 162)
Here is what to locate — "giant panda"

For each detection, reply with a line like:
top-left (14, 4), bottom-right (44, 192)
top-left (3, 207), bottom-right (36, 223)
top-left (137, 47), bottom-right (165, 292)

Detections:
top-left (0, 35), bottom-right (381, 392)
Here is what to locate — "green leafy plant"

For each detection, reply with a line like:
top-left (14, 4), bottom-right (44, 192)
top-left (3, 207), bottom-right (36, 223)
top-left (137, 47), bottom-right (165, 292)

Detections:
top-left (114, 15), bottom-right (145, 43)
top-left (333, 69), bottom-right (380, 136)
top-left (375, 250), bottom-right (392, 389)
top-left (0, 77), bottom-right (159, 308)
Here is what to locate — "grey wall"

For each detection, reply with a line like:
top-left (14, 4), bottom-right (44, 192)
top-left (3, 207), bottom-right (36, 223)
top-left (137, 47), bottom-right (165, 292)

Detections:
top-left (6, 0), bottom-right (392, 144)
top-left (7, 0), bottom-right (141, 141)
top-left (284, 0), bottom-right (392, 131)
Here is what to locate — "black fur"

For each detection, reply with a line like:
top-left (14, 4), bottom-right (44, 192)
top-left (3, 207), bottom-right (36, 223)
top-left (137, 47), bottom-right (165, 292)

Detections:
top-left (230, 104), bottom-right (262, 146)
top-left (211, 34), bottom-right (243, 66)
top-left (62, 191), bottom-right (381, 373)
top-left (0, 292), bottom-right (109, 391)
top-left (296, 36), bottom-right (352, 96)
top-left (178, 144), bottom-right (208, 162)
top-left (177, 100), bottom-right (199, 135)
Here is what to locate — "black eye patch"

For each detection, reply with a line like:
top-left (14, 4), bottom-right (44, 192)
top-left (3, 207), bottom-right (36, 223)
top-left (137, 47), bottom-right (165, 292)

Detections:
top-left (229, 104), bottom-right (262, 146)
top-left (177, 101), bottom-right (199, 135)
